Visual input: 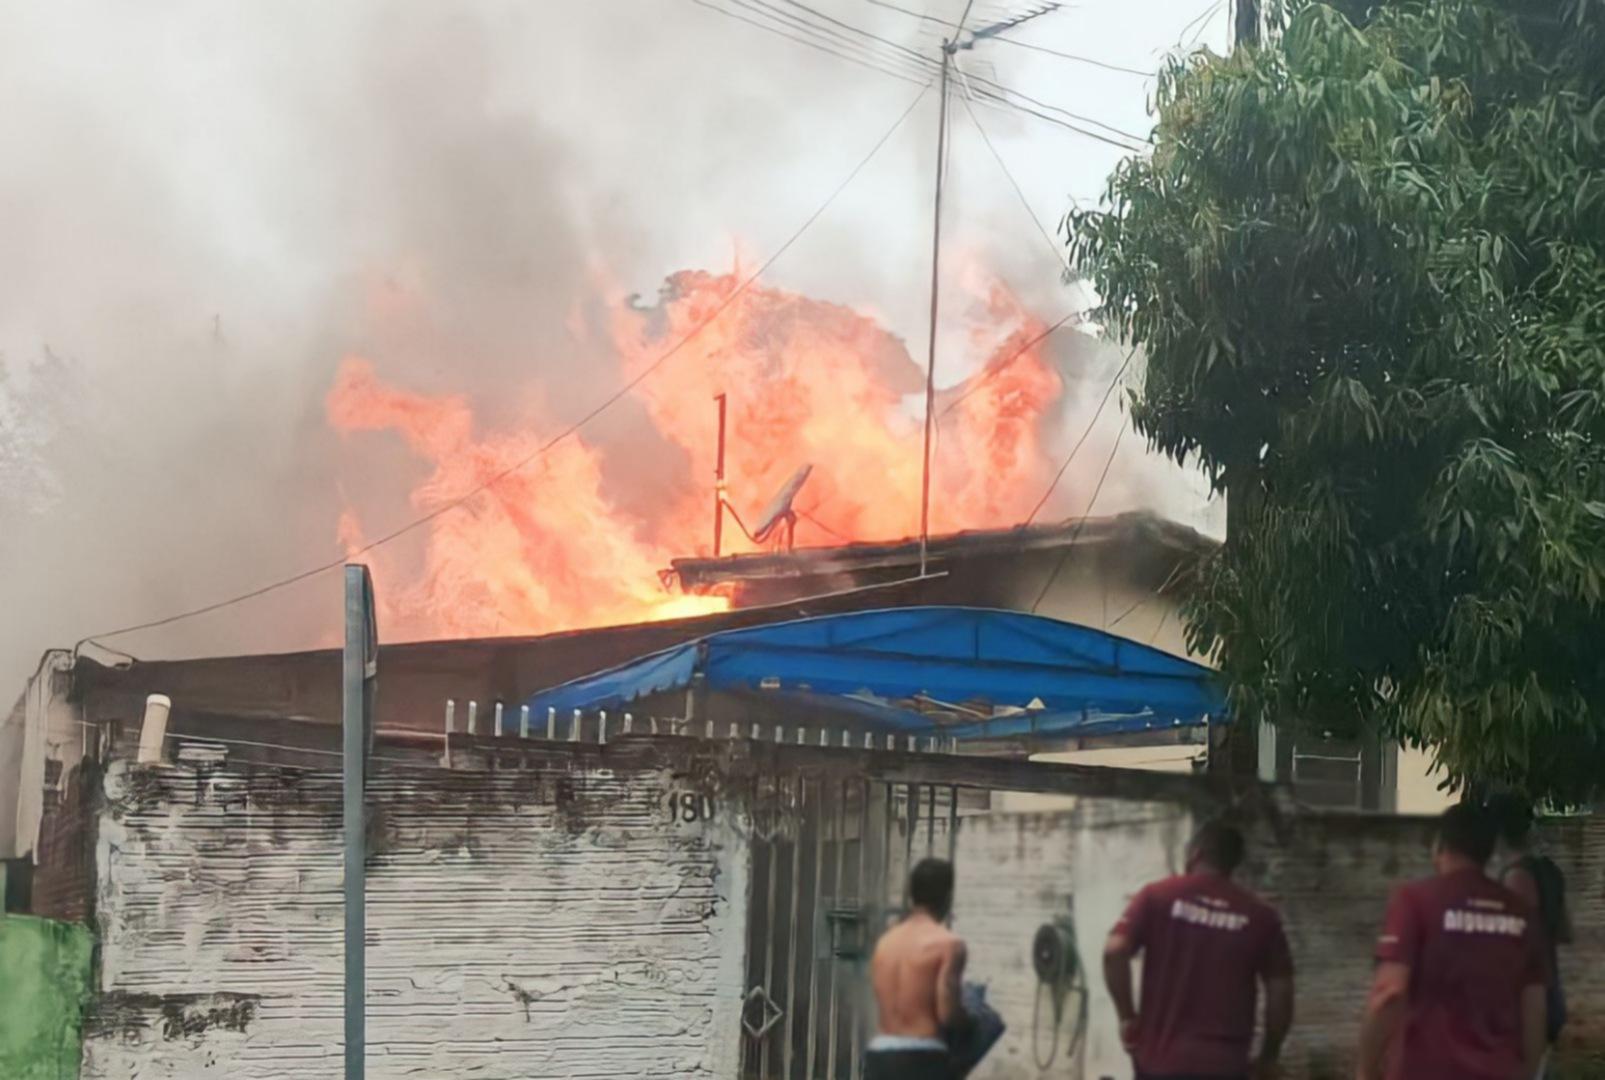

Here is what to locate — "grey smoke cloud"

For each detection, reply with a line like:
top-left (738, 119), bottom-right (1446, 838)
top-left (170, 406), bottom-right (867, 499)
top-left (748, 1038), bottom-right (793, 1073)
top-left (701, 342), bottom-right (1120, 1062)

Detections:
top-left (0, 0), bottom-right (1223, 692)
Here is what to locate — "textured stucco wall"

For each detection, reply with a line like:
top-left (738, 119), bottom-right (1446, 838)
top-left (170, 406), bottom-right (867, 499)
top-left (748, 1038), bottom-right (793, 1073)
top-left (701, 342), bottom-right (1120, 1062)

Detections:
top-left (0, 913), bottom-right (95, 1080)
top-left (84, 759), bottom-right (748, 1079)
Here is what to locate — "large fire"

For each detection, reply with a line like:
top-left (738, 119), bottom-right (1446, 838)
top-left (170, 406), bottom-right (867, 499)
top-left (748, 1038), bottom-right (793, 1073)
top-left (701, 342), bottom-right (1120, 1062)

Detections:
top-left (328, 268), bottom-right (1065, 640)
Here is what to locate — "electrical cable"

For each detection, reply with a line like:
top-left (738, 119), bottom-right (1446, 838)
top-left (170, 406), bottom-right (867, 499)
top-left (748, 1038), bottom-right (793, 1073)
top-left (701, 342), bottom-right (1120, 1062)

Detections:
top-left (936, 310), bottom-right (1080, 424)
top-left (988, 34), bottom-right (1152, 77)
top-left (1024, 347), bottom-right (1135, 525)
top-left (1107, 557), bottom-right (1187, 628)
top-left (953, 60), bottom-right (1067, 267)
top-left (77, 82), bottom-right (932, 650)
top-left (692, 0), bottom-right (931, 83)
top-left (797, 506), bottom-right (851, 542)
top-left (860, 0), bottom-right (1153, 76)
top-left (724, 0), bottom-right (943, 82)
top-left (1030, 420), bottom-right (1129, 613)
top-left (710, 0), bottom-right (1148, 149)
top-left (1177, 0), bottom-right (1225, 48)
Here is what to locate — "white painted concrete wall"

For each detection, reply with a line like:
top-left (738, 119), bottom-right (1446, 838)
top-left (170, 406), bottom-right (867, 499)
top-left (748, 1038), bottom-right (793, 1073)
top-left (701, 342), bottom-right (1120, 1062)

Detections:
top-left (86, 760), bottom-right (749, 1079)
top-left (951, 800), bottom-right (1193, 1080)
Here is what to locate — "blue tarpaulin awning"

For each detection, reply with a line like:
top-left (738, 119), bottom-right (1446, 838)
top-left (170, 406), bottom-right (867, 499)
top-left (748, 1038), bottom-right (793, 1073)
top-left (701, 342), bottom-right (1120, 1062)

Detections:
top-left (521, 606), bottom-right (1226, 740)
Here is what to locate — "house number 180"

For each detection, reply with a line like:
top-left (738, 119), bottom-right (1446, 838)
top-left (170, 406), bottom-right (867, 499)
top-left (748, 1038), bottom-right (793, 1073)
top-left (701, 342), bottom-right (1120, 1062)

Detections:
top-left (665, 790), bottom-right (716, 823)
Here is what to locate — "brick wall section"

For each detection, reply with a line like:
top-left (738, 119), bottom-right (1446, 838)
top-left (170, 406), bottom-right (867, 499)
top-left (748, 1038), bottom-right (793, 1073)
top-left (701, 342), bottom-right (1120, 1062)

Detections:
top-left (83, 757), bottom-right (749, 1080)
top-left (29, 763), bottom-right (98, 924)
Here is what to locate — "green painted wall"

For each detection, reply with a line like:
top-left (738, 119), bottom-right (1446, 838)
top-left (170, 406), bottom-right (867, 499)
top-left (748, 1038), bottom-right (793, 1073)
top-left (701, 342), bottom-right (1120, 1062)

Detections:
top-left (0, 915), bottom-right (94, 1080)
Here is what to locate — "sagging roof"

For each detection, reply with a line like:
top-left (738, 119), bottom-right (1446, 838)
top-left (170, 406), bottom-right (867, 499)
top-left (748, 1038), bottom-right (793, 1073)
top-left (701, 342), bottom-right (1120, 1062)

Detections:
top-left (522, 606), bottom-right (1226, 739)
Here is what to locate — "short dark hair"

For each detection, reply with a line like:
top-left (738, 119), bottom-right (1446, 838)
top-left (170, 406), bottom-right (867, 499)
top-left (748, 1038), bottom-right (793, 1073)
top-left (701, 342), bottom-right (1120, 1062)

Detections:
top-left (909, 858), bottom-right (954, 917)
top-left (1190, 820), bottom-right (1246, 874)
top-left (1437, 802), bottom-right (1497, 864)
top-left (1485, 793), bottom-right (1534, 847)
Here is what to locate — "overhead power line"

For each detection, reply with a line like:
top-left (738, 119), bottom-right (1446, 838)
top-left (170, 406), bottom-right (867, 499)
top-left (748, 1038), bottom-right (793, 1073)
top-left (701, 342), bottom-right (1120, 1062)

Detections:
top-left (1024, 346), bottom-right (1135, 526)
top-left (860, 0), bottom-right (1153, 76)
top-left (1030, 420), bottom-right (1129, 613)
top-left (988, 35), bottom-right (1152, 77)
top-left (936, 310), bottom-right (1081, 423)
top-left (697, 0), bottom-right (1147, 150)
top-left (953, 60), bottom-right (1065, 267)
top-left (77, 83), bottom-right (933, 649)
top-left (693, 0), bottom-right (930, 83)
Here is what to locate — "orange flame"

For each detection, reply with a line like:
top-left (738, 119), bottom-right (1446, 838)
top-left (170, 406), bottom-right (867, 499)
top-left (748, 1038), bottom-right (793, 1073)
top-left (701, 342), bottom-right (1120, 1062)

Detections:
top-left (327, 268), bottom-right (1063, 640)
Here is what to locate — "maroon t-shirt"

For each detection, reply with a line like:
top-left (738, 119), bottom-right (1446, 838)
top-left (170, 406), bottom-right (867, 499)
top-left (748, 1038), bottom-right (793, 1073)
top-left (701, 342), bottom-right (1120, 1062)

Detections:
top-left (1115, 872), bottom-right (1293, 1076)
top-left (1375, 868), bottom-right (1545, 1080)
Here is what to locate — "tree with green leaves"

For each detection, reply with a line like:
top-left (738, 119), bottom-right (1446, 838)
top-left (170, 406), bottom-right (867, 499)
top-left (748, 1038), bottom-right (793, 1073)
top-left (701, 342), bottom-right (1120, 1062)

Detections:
top-left (1069, 0), bottom-right (1605, 804)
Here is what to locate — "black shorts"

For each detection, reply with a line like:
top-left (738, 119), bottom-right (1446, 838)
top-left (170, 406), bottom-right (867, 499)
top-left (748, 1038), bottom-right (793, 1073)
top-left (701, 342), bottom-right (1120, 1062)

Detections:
top-left (864, 1048), bottom-right (953, 1080)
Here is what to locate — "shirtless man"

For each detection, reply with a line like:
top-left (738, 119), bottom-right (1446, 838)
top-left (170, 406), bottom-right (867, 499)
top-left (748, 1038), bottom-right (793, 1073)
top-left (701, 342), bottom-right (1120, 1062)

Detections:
top-left (867, 857), bottom-right (968, 1080)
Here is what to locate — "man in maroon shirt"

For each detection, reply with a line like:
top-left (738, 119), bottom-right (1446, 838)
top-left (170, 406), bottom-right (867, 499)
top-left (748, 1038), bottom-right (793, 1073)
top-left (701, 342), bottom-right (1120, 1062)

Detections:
top-left (1357, 802), bottom-right (1547, 1080)
top-left (1103, 820), bottom-right (1295, 1080)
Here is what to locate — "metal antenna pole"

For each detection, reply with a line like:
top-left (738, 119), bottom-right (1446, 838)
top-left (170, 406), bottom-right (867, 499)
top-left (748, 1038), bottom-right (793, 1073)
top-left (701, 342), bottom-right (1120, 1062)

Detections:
top-left (919, 3), bottom-right (1061, 577)
top-left (713, 392), bottom-right (728, 557)
top-left (919, 49), bottom-right (952, 578)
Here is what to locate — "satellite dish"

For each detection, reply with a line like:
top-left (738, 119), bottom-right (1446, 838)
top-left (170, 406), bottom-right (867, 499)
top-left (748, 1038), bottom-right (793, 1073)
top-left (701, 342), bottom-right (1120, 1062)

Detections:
top-left (752, 464), bottom-right (813, 543)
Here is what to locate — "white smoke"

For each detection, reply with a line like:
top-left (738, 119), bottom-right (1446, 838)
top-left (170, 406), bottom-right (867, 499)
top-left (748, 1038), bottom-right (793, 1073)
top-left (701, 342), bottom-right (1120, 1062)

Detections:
top-left (0, 0), bottom-right (1223, 693)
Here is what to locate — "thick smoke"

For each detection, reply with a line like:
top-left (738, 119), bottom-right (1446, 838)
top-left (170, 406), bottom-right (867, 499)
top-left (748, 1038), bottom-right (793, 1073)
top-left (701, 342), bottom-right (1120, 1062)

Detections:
top-left (0, 0), bottom-right (1218, 692)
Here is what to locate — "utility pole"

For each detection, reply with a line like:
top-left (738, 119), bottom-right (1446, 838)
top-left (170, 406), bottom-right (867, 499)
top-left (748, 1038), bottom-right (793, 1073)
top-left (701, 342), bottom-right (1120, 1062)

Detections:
top-left (917, 3), bottom-right (1061, 577)
top-left (1234, 0), bottom-right (1260, 46)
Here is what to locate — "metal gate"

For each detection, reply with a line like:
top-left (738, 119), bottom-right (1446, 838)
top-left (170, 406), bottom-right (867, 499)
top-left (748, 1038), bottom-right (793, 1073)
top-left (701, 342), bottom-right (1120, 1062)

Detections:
top-left (740, 775), bottom-right (960, 1080)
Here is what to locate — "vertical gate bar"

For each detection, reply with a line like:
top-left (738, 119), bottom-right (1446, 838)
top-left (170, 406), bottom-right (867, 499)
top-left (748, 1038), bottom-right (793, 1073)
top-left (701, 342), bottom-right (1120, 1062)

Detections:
top-left (925, 784), bottom-right (937, 855)
top-left (825, 778), bottom-right (849, 1078)
top-left (759, 777), bottom-right (782, 1079)
top-left (946, 785), bottom-right (959, 862)
top-left (904, 782), bottom-right (919, 881)
top-left (781, 776), bottom-right (807, 1080)
top-left (881, 782), bottom-right (896, 912)
top-left (805, 777), bottom-right (831, 1080)
top-left (850, 777), bottom-right (871, 1080)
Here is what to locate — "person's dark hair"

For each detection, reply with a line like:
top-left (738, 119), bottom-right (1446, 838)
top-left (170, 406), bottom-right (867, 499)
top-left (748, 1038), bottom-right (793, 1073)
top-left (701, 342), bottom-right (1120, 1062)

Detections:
top-left (1189, 820), bottom-right (1246, 874)
top-left (1485, 792), bottom-right (1535, 848)
top-left (909, 857), bottom-right (955, 917)
top-left (1437, 802), bottom-right (1497, 864)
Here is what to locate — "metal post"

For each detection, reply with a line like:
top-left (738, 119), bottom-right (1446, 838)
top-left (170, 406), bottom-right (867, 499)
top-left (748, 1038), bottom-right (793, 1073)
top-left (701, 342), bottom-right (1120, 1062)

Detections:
top-left (713, 392), bottom-right (728, 557)
top-left (918, 50), bottom-right (952, 577)
top-left (826, 778), bottom-right (849, 1077)
top-left (342, 564), bottom-right (376, 1080)
top-left (782, 776), bottom-right (808, 1080)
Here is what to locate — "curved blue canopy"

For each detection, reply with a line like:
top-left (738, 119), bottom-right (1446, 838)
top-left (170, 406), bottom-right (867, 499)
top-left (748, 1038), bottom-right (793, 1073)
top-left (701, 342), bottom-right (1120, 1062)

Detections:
top-left (521, 606), bottom-right (1226, 739)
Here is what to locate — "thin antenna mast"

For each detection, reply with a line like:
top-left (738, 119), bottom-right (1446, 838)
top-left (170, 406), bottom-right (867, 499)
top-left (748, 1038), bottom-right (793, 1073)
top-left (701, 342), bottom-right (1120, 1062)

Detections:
top-left (917, 2), bottom-right (1061, 577)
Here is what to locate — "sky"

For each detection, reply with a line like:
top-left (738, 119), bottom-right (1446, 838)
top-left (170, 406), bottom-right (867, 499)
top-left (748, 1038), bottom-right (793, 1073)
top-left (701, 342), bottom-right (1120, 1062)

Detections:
top-left (0, 0), bottom-right (1230, 689)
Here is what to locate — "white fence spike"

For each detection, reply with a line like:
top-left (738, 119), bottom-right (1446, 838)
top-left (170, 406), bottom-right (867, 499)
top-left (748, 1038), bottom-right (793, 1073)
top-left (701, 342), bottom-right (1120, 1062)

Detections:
top-left (494, 702), bottom-right (505, 738)
top-left (467, 700), bottom-right (479, 736)
top-left (519, 705), bottom-right (531, 739)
